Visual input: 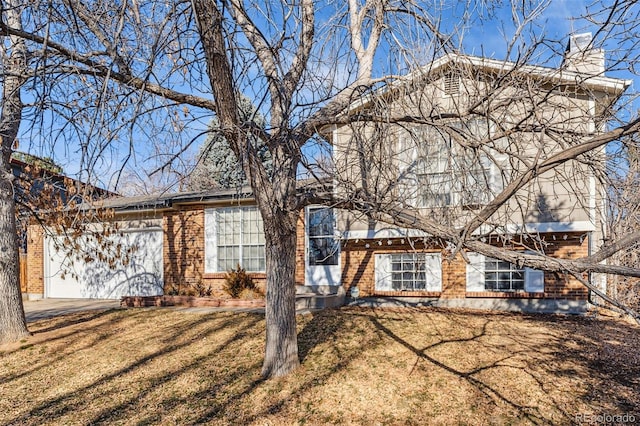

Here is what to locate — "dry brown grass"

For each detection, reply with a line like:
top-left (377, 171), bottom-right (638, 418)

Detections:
top-left (1, 307), bottom-right (639, 425)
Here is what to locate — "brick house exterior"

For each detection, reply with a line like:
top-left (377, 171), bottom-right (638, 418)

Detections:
top-left (339, 233), bottom-right (589, 309)
top-left (24, 36), bottom-right (630, 314)
top-left (328, 35), bottom-right (629, 312)
top-left (25, 189), bottom-right (309, 299)
top-left (25, 186), bottom-right (593, 313)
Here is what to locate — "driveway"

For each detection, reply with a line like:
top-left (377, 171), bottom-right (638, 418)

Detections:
top-left (23, 298), bottom-right (121, 322)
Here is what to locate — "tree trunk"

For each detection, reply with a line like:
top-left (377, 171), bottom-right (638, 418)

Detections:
top-left (260, 208), bottom-right (300, 377)
top-left (189, 0), bottom-right (303, 377)
top-left (0, 0), bottom-right (30, 344)
top-left (0, 167), bottom-right (29, 344)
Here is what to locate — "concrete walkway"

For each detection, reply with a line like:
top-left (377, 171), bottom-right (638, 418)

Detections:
top-left (23, 298), bottom-right (121, 322)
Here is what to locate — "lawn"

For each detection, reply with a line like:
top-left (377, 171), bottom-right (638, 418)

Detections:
top-left (1, 307), bottom-right (639, 425)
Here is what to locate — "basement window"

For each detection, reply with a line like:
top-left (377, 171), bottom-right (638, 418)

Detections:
top-left (466, 253), bottom-right (544, 293)
top-left (375, 252), bottom-right (442, 292)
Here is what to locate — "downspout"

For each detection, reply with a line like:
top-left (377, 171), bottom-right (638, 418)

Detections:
top-left (587, 230), bottom-right (595, 307)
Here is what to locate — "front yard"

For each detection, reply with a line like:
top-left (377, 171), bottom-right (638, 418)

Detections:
top-left (0, 307), bottom-right (638, 425)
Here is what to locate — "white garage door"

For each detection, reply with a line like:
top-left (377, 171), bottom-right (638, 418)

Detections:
top-left (44, 229), bottom-right (164, 299)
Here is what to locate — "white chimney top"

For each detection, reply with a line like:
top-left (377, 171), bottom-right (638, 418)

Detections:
top-left (569, 33), bottom-right (593, 53)
top-left (564, 32), bottom-right (604, 75)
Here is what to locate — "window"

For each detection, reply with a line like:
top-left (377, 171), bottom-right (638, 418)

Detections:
top-left (466, 252), bottom-right (544, 293)
top-left (375, 252), bottom-right (442, 292)
top-left (415, 132), bottom-right (454, 207)
top-left (399, 120), bottom-right (502, 208)
top-left (205, 207), bottom-right (265, 272)
top-left (483, 258), bottom-right (524, 291)
top-left (307, 207), bottom-right (339, 266)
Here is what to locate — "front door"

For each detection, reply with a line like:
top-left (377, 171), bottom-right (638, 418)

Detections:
top-left (305, 206), bottom-right (341, 286)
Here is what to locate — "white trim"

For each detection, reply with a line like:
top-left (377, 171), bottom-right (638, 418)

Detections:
top-left (342, 220), bottom-right (595, 240)
top-left (522, 221), bottom-right (596, 232)
top-left (342, 228), bottom-right (428, 240)
top-left (477, 221), bottom-right (596, 234)
top-left (305, 206), bottom-right (342, 286)
top-left (204, 208), bottom-right (218, 273)
top-left (43, 234), bottom-right (52, 298)
top-left (374, 254), bottom-right (393, 291)
top-left (466, 252), bottom-right (486, 292)
top-left (589, 175), bottom-right (597, 227)
top-left (524, 267), bottom-right (545, 293)
top-left (120, 227), bottom-right (163, 233)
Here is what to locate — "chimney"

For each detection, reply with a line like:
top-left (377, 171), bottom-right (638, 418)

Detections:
top-left (563, 32), bottom-right (605, 75)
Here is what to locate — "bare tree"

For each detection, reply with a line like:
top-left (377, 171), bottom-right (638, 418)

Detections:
top-left (328, 3), bottom-right (640, 322)
top-left (0, 0), bottom-right (400, 376)
top-left (3, 1), bottom-right (640, 373)
top-left (0, 0), bottom-right (30, 343)
top-left (607, 135), bottom-right (640, 311)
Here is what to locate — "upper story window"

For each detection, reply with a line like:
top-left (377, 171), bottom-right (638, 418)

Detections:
top-left (399, 119), bottom-right (504, 209)
top-left (204, 206), bottom-right (265, 273)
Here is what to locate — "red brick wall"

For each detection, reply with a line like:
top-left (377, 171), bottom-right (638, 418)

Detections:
top-left (163, 205), bottom-right (305, 297)
top-left (340, 232), bottom-right (589, 301)
top-left (163, 206), bottom-right (207, 295)
top-left (163, 205), bottom-right (268, 297)
top-left (26, 205), bottom-right (305, 299)
top-left (26, 224), bottom-right (44, 295)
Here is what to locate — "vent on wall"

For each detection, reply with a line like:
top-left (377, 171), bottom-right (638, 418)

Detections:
top-left (444, 72), bottom-right (460, 95)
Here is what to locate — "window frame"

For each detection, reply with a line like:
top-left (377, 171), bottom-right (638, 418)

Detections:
top-left (375, 252), bottom-right (442, 292)
top-left (399, 119), bottom-right (503, 209)
top-left (204, 206), bottom-right (266, 273)
top-left (307, 206), bottom-right (340, 266)
top-left (466, 252), bottom-right (544, 293)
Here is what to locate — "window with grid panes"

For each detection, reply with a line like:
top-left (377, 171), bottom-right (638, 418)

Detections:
top-left (402, 119), bottom-right (498, 208)
top-left (307, 207), bottom-right (339, 265)
top-left (390, 253), bottom-right (430, 291)
top-left (483, 257), bottom-right (525, 291)
top-left (205, 207), bottom-right (265, 272)
top-left (415, 132), bottom-right (454, 207)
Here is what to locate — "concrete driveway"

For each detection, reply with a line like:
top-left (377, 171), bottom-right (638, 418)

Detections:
top-left (23, 298), bottom-right (121, 322)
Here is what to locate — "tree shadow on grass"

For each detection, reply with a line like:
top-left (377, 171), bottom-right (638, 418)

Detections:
top-left (3, 311), bottom-right (264, 426)
top-left (297, 308), bottom-right (349, 363)
top-left (0, 310), bottom-right (157, 384)
top-left (361, 308), bottom-right (551, 424)
top-left (87, 315), bottom-right (267, 424)
top-left (4, 307), bottom-right (638, 425)
top-left (29, 308), bottom-right (117, 334)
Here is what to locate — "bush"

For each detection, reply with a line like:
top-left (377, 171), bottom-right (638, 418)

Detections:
top-left (166, 281), bottom-right (213, 297)
top-left (223, 264), bottom-right (261, 298)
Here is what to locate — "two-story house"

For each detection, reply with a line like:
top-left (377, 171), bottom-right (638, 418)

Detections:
top-left (330, 33), bottom-right (630, 312)
top-left (25, 34), bottom-right (630, 314)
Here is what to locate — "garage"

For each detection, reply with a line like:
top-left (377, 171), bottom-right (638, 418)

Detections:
top-left (44, 228), bottom-right (164, 299)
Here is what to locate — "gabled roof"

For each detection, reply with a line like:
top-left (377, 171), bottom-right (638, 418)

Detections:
top-left (345, 53), bottom-right (631, 114)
